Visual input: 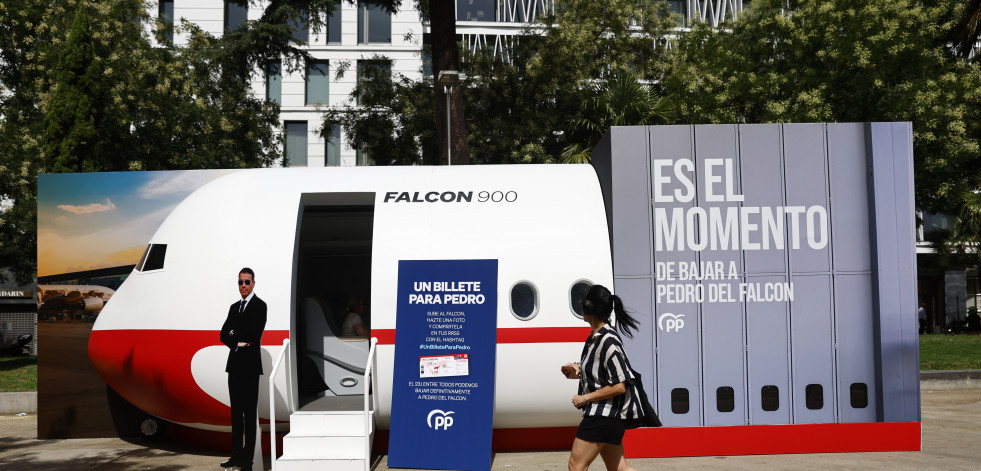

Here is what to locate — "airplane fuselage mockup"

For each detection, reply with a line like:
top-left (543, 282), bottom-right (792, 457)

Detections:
top-left (88, 165), bottom-right (607, 437)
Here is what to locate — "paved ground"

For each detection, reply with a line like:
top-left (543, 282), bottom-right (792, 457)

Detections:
top-left (1, 389), bottom-right (979, 470)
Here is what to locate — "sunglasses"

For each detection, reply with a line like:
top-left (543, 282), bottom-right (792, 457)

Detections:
top-left (238, 279), bottom-right (252, 286)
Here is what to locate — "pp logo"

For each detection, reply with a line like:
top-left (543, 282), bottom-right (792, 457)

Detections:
top-left (658, 313), bottom-right (686, 333)
top-left (427, 409), bottom-right (455, 430)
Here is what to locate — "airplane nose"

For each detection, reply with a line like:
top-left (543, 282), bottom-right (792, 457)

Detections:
top-left (88, 329), bottom-right (231, 427)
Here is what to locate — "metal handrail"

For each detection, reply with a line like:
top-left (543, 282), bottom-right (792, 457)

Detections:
top-left (363, 337), bottom-right (379, 471)
top-left (269, 338), bottom-right (291, 471)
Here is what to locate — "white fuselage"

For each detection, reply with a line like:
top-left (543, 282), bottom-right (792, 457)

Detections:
top-left (89, 165), bottom-right (613, 433)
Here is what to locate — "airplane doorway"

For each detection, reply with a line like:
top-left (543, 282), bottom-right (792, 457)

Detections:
top-left (292, 193), bottom-right (374, 409)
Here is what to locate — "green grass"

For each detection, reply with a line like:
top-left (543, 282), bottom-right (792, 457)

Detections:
top-left (0, 337), bottom-right (973, 393)
top-left (0, 356), bottom-right (37, 392)
top-left (919, 334), bottom-right (981, 370)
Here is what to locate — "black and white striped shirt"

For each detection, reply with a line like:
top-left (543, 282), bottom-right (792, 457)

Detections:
top-left (578, 325), bottom-right (643, 420)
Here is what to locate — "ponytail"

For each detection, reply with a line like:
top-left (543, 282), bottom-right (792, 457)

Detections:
top-left (610, 294), bottom-right (640, 339)
top-left (581, 285), bottom-right (640, 338)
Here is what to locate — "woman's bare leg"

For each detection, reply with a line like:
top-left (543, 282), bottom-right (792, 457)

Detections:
top-left (569, 437), bottom-right (604, 471)
top-left (599, 443), bottom-right (637, 471)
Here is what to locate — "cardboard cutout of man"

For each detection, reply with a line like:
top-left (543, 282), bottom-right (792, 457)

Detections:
top-left (220, 268), bottom-right (267, 469)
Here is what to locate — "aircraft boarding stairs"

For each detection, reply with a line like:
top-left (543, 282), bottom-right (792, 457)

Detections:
top-left (268, 298), bottom-right (378, 471)
top-left (274, 395), bottom-right (375, 471)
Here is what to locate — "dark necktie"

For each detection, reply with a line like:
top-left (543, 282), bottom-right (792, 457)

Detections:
top-left (240, 300), bottom-right (246, 313)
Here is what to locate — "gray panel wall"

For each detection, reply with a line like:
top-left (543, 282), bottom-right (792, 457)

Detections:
top-left (827, 124), bottom-right (878, 424)
top-left (649, 126), bottom-right (702, 426)
top-left (782, 124), bottom-right (837, 424)
top-left (867, 122), bottom-right (920, 422)
top-left (593, 123), bottom-right (919, 428)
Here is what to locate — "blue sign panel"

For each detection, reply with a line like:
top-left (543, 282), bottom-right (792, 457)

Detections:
top-left (389, 259), bottom-right (498, 471)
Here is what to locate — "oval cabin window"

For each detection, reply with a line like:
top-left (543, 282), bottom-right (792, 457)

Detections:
top-left (510, 281), bottom-right (539, 320)
top-left (570, 280), bottom-right (592, 318)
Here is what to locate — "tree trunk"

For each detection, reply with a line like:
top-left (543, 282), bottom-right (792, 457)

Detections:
top-left (430, 0), bottom-right (469, 165)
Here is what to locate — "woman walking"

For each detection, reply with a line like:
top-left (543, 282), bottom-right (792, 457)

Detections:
top-left (561, 285), bottom-right (643, 471)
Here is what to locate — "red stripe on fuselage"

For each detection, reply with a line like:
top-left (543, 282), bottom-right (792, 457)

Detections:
top-left (88, 329), bottom-right (288, 427)
top-left (88, 326), bottom-right (582, 427)
top-left (370, 327), bottom-right (590, 345)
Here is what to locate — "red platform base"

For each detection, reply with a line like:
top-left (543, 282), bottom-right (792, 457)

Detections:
top-left (622, 422), bottom-right (921, 457)
top-left (170, 421), bottom-right (921, 458)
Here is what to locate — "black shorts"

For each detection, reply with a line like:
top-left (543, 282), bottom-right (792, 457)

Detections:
top-left (575, 415), bottom-right (626, 445)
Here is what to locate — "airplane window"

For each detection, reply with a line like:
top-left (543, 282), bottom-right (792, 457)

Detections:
top-left (850, 383), bottom-right (869, 409)
top-left (805, 384), bottom-right (824, 410)
top-left (716, 386), bottom-right (735, 412)
top-left (761, 385), bottom-right (780, 411)
top-left (135, 245), bottom-right (151, 271)
top-left (671, 388), bottom-right (689, 414)
top-left (510, 281), bottom-right (538, 320)
top-left (142, 244), bottom-right (168, 271)
top-left (570, 280), bottom-right (593, 318)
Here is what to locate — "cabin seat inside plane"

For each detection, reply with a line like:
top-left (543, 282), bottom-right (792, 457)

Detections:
top-left (303, 297), bottom-right (369, 397)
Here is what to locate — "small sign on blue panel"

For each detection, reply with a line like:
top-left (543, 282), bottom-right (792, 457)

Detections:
top-left (388, 259), bottom-right (498, 471)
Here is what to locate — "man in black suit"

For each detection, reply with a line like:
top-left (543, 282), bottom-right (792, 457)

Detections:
top-left (220, 267), bottom-right (267, 468)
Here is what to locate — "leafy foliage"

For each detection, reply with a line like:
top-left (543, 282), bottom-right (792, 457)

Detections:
top-left (948, 0), bottom-right (981, 59)
top-left (0, 0), bottom-right (306, 283)
top-left (561, 72), bottom-right (674, 163)
top-left (329, 0), bottom-right (677, 165)
top-left (43, 4), bottom-right (105, 173)
top-left (324, 57), bottom-right (435, 165)
top-left (661, 0), bottom-right (981, 214)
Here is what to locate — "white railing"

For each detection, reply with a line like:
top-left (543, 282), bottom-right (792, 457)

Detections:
top-left (363, 337), bottom-right (379, 471)
top-left (269, 338), bottom-right (291, 471)
top-left (267, 336), bottom-right (376, 471)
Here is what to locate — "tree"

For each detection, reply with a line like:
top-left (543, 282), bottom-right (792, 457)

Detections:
top-left (661, 0), bottom-right (981, 214)
top-left (324, 56), bottom-right (437, 165)
top-left (561, 72), bottom-right (675, 163)
top-left (949, 0), bottom-right (981, 59)
top-left (0, 0), bottom-right (313, 283)
top-left (42, 3), bottom-right (115, 173)
top-left (1, 0), bottom-right (71, 284)
top-left (328, 0), bottom-right (677, 165)
top-left (35, 1), bottom-right (287, 169)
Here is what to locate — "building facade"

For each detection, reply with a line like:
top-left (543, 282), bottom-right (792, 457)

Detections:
top-left (151, 0), bottom-right (745, 167)
top-left (0, 275), bottom-right (37, 356)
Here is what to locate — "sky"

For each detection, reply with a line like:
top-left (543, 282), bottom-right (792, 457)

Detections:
top-left (37, 169), bottom-right (236, 277)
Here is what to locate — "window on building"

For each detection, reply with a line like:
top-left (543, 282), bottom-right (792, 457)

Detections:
top-left (805, 384), bottom-right (824, 410)
top-left (225, 0), bottom-right (248, 32)
top-left (285, 121), bottom-right (308, 166)
top-left (158, 0), bottom-right (174, 43)
top-left (761, 385), bottom-right (780, 411)
top-left (327, 1), bottom-right (342, 43)
top-left (291, 9), bottom-right (310, 43)
top-left (266, 61), bottom-right (282, 103)
top-left (356, 60), bottom-right (391, 105)
top-left (325, 124), bottom-right (341, 166)
top-left (358, 1), bottom-right (391, 44)
top-left (850, 383), bottom-right (869, 408)
top-left (306, 60), bottom-right (329, 105)
top-left (510, 281), bottom-right (539, 320)
top-left (458, 0), bottom-right (494, 21)
top-left (671, 388), bottom-right (689, 414)
top-left (422, 43), bottom-right (434, 78)
top-left (666, 0), bottom-right (686, 25)
top-left (716, 386), bottom-right (735, 412)
top-left (356, 148), bottom-right (374, 166)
